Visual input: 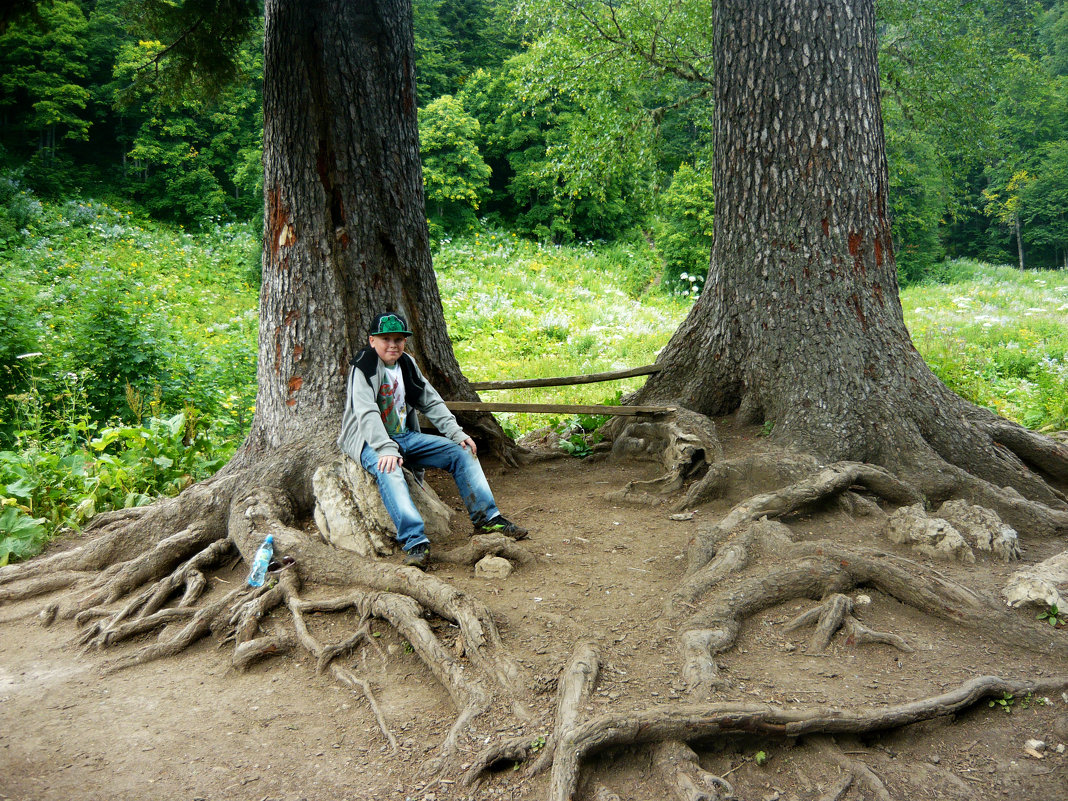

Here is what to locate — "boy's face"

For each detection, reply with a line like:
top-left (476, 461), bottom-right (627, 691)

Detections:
top-left (369, 333), bottom-right (407, 366)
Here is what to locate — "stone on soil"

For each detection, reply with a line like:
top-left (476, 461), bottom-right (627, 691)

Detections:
top-left (475, 556), bottom-right (513, 580)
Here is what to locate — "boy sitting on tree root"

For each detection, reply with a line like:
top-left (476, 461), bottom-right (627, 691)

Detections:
top-left (339, 312), bottom-right (527, 569)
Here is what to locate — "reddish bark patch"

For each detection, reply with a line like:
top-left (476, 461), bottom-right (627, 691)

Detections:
top-left (288, 376), bottom-right (303, 394)
top-left (848, 232), bottom-right (867, 276)
top-left (848, 232), bottom-right (861, 257)
top-left (850, 293), bottom-right (866, 329)
top-left (267, 187), bottom-right (296, 261)
top-left (822, 218), bottom-right (829, 237)
top-left (293, 345), bottom-right (304, 361)
top-left (284, 310), bottom-right (299, 326)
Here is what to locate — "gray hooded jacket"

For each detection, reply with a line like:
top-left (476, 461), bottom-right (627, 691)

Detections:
top-left (338, 347), bottom-right (467, 464)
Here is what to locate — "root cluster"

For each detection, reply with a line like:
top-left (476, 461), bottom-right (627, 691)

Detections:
top-left (3, 405), bottom-right (1068, 799)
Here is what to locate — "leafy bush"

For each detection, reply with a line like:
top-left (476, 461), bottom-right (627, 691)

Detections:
top-left (66, 266), bottom-right (164, 421)
top-left (420, 94), bottom-right (492, 237)
top-left (0, 173), bottom-right (42, 246)
top-left (0, 409), bottom-right (237, 563)
top-left (655, 160), bottom-right (715, 291)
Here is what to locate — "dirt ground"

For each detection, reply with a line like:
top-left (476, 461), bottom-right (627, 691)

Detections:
top-left (2, 419), bottom-right (1067, 801)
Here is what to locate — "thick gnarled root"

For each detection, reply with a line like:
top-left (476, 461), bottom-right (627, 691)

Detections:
top-left (653, 739), bottom-right (734, 801)
top-left (438, 534), bottom-right (539, 568)
top-left (784, 593), bottom-right (913, 653)
top-left (547, 675), bottom-right (1068, 801)
top-left (676, 540), bottom-right (1068, 693)
top-left (683, 461), bottom-right (921, 575)
top-left (606, 409), bottom-right (723, 504)
top-left (464, 641), bottom-right (601, 785)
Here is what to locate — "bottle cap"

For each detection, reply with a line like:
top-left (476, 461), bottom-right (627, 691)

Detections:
top-left (265, 535), bottom-right (274, 544)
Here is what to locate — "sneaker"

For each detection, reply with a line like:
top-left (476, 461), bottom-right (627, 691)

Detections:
top-left (474, 515), bottom-right (529, 540)
top-left (404, 543), bottom-right (430, 569)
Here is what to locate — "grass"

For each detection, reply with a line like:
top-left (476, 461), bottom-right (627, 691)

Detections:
top-left (435, 228), bottom-right (687, 432)
top-left (901, 260), bottom-right (1068, 432)
top-left (3, 205), bottom-right (1067, 563)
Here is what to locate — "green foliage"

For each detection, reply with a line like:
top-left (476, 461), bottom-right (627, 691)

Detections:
top-left (988, 692), bottom-right (1015, 713)
top-left (413, 0), bottom-right (522, 105)
top-left (0, 1), bottom-right (92, 144)
top-left (0, 500), bottom-right (48, 566)
top-left (461, 61), bottom-right (651, 242)
top-left (64, 267), bottom-right (164, 421)
top-left (655, 159), bottom-right (714, 291)
top-left (420, 94), bottom-right (492, 236)
top-left (1, 198), bottom-right (259, 443)
top-left (0, 171), bottom-right (43, 245)
top-left (1036, 603), bottom-right (1066, 626)
top-left (901, 261), bottom-right (1068, 433)
top-left (112, 33), bottom-right (263, 225)
top-left (884, 105), bottom-right (946, 285)
top-left (0, 393), bottom-right (236, 564)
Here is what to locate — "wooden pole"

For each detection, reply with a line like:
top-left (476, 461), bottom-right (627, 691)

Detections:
top-left (468, 364), bottom-right (661, 391)
top-left (446, 401), bottom-right (675, 416)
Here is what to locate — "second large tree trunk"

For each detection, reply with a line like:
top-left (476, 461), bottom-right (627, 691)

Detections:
top-left (636, 0), bottom-right (1067, 513)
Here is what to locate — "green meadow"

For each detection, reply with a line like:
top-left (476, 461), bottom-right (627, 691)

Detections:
top-left (2, 203), bottom-right (1066, 562)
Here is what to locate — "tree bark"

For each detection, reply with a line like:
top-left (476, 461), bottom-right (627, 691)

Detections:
top-left (247, 0), bottom-right (503, 495)
top-left (633, 0), bottom-right (1068, 510)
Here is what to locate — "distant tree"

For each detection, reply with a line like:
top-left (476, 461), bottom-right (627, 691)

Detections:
top-left (0, 0), bottom-right (92, 185)
top-left (655, 158), bottom-right (714, 290)
top-left (462, 60), bottom-right (651, 241)
top-left (1019, 139), bottom-right (1068, 268)
top-left (419, 94), bottom-right (490, 236)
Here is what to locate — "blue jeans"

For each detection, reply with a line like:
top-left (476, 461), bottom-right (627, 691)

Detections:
top-left (360, 431), bottom-right (500, 552)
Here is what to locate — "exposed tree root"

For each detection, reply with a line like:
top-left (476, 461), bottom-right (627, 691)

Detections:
top-left (681, 460), bottom-right (921, 575)
top-left (984, 420), bottom-right (1068, 484)
top-left (464, 640), bottom-right (601, 785)
top-left (548, 675), bottom-right (1068, 801)
top-left (653, 739), bottom-right (734, 801)
top-left (672, 453), bottom-right (822, 512)
top-left (817, 770), bottom-right (854, 801)
top-left (0, 571), bottom-right (97, 607)
top-left (438, 533), bottom-right (539, 568)
top-left (813, 737), bottom-right (892, 801)
top-left (605, 410), bottom-right (723, 505)
top-left (784, 593), bottom-right (913, 653)
top-left (675, 539), bottom-right (1068, 693)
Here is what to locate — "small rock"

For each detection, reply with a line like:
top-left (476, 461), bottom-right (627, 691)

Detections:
top-left (1056, 744), bottom-right (1066, 754)
top-left (854, 594), bottom-right (872, 607)
top-left (1024, 739), bottom-right (1046, 752)
top-left (475, 555), bottom-right (513, 580)
top-left (669, 511), bottom-right (695, 521)
top-left (930, 755), bottom-right (940, 764)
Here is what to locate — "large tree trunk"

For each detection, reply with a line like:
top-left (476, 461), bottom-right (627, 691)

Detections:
top-left (634, 0), bottom-right (1067, 526)
top-left (246, 0), bottom-right (506, 488)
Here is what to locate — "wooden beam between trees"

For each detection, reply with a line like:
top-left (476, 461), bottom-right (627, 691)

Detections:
top-left (468, 364), bottom-right (662, 391)
top-left (446, 401), bottom-right (676, 416)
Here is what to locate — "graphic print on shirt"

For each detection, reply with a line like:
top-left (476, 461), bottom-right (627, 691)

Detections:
top-left (377, 372), bottom-right (407, 434)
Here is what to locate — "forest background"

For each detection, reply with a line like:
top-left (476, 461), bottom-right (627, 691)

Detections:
top-left (1, 0), bottom-right (1067, 563)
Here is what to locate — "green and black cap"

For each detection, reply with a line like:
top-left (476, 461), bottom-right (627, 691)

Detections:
top-left (370, 312), bottom-right (413, 337)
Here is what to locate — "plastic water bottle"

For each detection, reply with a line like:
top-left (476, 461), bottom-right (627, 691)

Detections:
top-left (247, 534), bottom-right (274, 588)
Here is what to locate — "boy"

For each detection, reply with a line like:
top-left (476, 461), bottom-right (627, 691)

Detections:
top-left (339, 312), bottom-right (527, 569)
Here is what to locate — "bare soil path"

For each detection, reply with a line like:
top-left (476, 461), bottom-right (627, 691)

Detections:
top-left (2, 422), bottom-right (1067, 800)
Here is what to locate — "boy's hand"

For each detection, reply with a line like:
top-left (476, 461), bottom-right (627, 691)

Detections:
top-left (460, 437), bottom-right (477, 456)
top-left (377, 454), bottom-right (403, 473)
